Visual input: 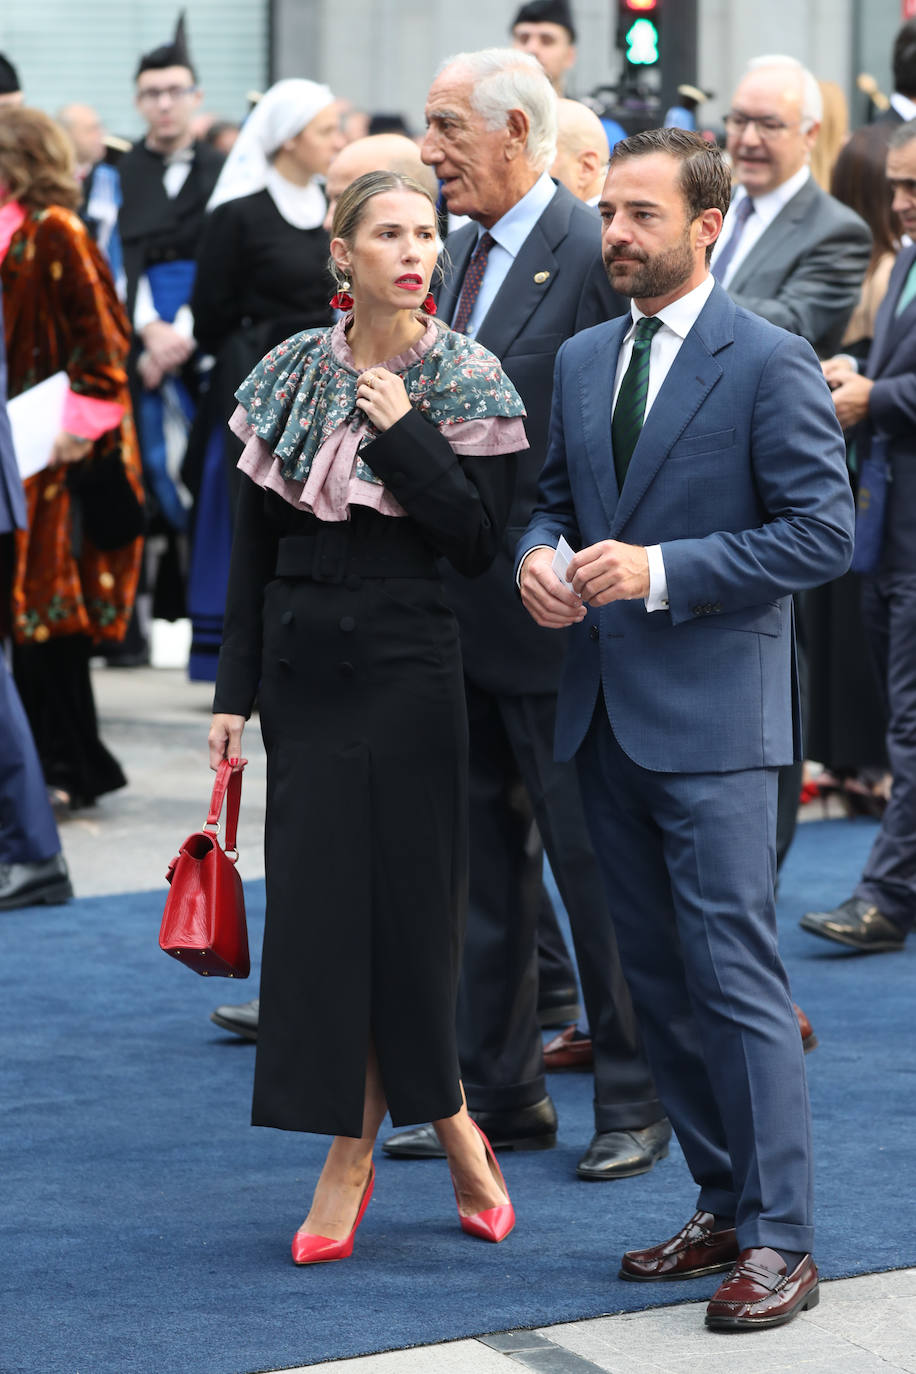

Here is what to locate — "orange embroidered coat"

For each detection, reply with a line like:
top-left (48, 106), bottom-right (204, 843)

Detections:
top-left (1, 206), bottom-right (143, 644)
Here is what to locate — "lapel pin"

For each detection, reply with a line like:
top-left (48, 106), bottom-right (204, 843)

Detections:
top-left (534, 271), bottom-right (550, 284)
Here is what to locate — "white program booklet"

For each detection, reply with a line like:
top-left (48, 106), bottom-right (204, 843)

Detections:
top-left (7, 370), bottom-right (68, 479)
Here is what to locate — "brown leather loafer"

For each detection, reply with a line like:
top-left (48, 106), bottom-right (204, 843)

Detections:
top-left (705, 1247), bottom-right (819, 1330)
top-left (619, 1210), bottom-right (739, 1281)
top-left (794, 1003), bottom-right (817, 1053)
top-left (543, 1025), bottom-right (594, 1070)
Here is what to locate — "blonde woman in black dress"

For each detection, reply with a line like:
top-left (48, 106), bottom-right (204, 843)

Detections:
top-left (209, 172), bottom-right (526, 1263)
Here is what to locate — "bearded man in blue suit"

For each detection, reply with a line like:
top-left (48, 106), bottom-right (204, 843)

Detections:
top-left (517, 129), bottom-right (854, 1331)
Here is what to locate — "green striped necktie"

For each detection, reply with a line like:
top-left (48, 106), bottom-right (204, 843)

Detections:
top-left (612, 315), bottom-right (663, 489)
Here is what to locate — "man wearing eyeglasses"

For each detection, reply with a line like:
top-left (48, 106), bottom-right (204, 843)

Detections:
top-left (116, 18), bottom-right (224, 653)
top-left (715, 57), bottom-right (870, 360)
top-left (714, 56), bottom-right (871, 873)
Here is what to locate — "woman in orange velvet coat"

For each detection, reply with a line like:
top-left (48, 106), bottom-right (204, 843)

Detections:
top-left (0, 107), bottom-right (143, 812)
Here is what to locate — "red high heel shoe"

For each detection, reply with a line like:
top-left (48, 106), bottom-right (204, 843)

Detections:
top-left (291, 1163), bottom-right (375, 1265)
top-left (453, 1121), bottom-right (516, 1243)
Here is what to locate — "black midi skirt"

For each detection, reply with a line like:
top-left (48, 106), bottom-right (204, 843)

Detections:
top-left (252, 551), bottom-right (467, 1137)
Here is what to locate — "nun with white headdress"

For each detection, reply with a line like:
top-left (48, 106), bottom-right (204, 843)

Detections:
top-left (185, 79), bottom-right (345, 680)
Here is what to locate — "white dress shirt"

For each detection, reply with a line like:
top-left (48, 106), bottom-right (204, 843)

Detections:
top-left (520, 273), bottom-right (716, 612)
top-left (617, 274), bottom-right (715, 610)
top-left (709, 165), bottom-right (810, 288)
top-left (450, 172), bottom-right (557, 338)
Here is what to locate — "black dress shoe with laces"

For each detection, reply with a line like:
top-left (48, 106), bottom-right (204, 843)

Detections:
top-left (210, 998), bottom-right (260, 1040)
top-left (800, 896), bottom-right (906, 952)
top-left (576, 1119), bottom-right (672, 1180)
top-left (0, 853), bottom-right (73, 911)
top-left (383, 1095), bottom-right (558, 1158)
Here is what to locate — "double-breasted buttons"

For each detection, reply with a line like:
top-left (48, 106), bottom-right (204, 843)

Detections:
top-left (339, 661), bottom-right (355, 679)
top-left (589, 624), bottom-right (599, 641)
top-left (339, 616), bottom-right (356, 633)
top-left (281, 610), bottom-right (293, 626)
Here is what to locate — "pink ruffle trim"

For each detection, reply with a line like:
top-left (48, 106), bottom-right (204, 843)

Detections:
top-left (229, 407), bottom-right (527, 523)
top-left (0, 200), bottom-right (26, 262)
top-left (62, 390), bottom-right (124, 440)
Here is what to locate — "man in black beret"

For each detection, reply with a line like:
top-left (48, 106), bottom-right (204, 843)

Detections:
top-left (511, 0), bottom-right (577, 95)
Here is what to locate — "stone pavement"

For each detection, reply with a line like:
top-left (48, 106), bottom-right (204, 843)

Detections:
top-left (59, 660), bottom-right (914, 1374)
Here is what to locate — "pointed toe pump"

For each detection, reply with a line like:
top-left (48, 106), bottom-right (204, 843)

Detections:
top-left (455, 1122), bottom-right (516, 1244)
top-left (291, 1163), bottom-right (375, 1265)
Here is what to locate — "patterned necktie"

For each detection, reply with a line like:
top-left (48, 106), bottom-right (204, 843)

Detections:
top-left (712, 195), bottom-right (755, 283)
top-left (895, 256), bottom-right (916, 316)
top-left (612, 315), bottom-right (663, 489)
top-left (452, 231), bottom-right (495, 334)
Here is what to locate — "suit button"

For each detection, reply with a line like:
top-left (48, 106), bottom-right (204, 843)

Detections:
top-left (339, 661), bottom-right (355, 678)
top-left (339, 616), bottom-right (356, 633)
top-left (692, 605), bottom-right (703, 617)
top-left (277, 657), bottom-right (291, 669)
top-left (589, 625), bottom-right (599, 641)
top-left (281, 611), bottom-right (293, 626)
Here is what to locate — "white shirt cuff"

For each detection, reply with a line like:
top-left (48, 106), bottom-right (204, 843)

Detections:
top-left (645, 544), bottom-right (669, 612)
top-left (516, 544), bottom-right (553, 588)
top-left (134, 274), bottom-right (159, 332)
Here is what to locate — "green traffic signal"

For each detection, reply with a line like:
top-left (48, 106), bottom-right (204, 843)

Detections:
top-left (625, 17), bottom-right (660, 65)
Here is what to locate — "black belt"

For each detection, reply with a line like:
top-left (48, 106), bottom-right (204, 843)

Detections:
top-left (275, 530), bottom-right (437, 583)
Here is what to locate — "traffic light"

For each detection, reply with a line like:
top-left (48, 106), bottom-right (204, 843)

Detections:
top-left (618, 0), bottom-right (661, 69)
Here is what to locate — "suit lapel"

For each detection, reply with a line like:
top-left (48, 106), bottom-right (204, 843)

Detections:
top-left (726, 179), bottom-right (817, 296)
top-left (611, 286), bottom-right (731, 535)
top-left (436, 225), bottom-right (475, 321)
top-left (475, 186), bottom-right (573, 356)
top-left (578, 317), bottom-right (630, 525)
top-left (870, 244), bottom-right (916, 376)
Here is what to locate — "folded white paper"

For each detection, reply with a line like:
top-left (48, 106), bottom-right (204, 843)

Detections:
top-left (551, 535), bottom-right (575, 587)
top-left (7, 371), bottom-right (68, 479)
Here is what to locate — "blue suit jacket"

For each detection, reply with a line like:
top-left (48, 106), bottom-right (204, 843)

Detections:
top-left (0, 281), bottom-right (26, 535)
top-left (862, 243), bottom-right (916, 572)
top-left (516, 282), bottom-right (855, 772)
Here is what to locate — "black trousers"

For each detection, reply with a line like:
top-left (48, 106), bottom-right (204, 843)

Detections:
top-left (457, 681), bottom-right (663, 1130)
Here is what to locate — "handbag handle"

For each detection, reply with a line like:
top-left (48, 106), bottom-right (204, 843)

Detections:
top-left (205, 757), bottom-right (247, 858)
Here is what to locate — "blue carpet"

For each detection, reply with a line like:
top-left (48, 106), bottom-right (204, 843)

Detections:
top-left (1, 817), bottom-right (914, 1374)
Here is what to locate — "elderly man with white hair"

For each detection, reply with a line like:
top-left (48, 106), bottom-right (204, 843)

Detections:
top-left (714, 54), bottom-right (872, 876)
top-left (382, 47), bottom-right (672, 1184)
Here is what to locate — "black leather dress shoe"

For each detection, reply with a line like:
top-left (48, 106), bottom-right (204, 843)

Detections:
top-left (383, 1095), bottom-right (558, 1158)
top-left (800, 896), bottom-right (906, 953)
top-left (576, 1118), bottom-right (672, 1180)
top-left (210, 998), bottom-right (259, 1040)
top-left (0, 853), bottom-right (73, 911)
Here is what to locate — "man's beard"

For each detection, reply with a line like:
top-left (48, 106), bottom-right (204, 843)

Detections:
top-left (603, 229), bottom-right (694, 299)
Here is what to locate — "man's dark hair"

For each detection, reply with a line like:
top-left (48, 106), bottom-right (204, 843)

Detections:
top-left (893, 20), bottom-right (916, 98)
top-left (608, 128), bottom-right (731, 261)
top-left (0, 52), bottom-right (21, 96)
top-left (135, 13), bottom-right (196, 83)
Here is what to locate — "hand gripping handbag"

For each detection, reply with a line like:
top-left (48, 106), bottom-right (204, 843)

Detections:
top-left (159, 758), bottom-right (251, 978)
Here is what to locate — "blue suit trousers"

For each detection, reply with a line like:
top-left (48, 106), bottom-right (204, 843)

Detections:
top-left (576, 708), bottom-right (814, 1253)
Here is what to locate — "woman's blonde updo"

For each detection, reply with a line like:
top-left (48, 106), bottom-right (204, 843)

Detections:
top-left (329, 170), bottom-right (439, 288)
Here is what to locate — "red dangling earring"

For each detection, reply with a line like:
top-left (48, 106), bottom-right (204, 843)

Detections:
top-left (421, 293), bottom-right (437, 316)
top-left (330, 278), bottom-right (354, 310)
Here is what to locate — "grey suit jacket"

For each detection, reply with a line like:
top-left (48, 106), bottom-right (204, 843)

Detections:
top-left (437, 181), bottom-right (623, 695)
top-left (726, 176), bottom-right (871, 357)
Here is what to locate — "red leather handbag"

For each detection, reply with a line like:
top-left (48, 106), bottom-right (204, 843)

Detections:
top-left (159, 758), bottom-right (251, 978)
